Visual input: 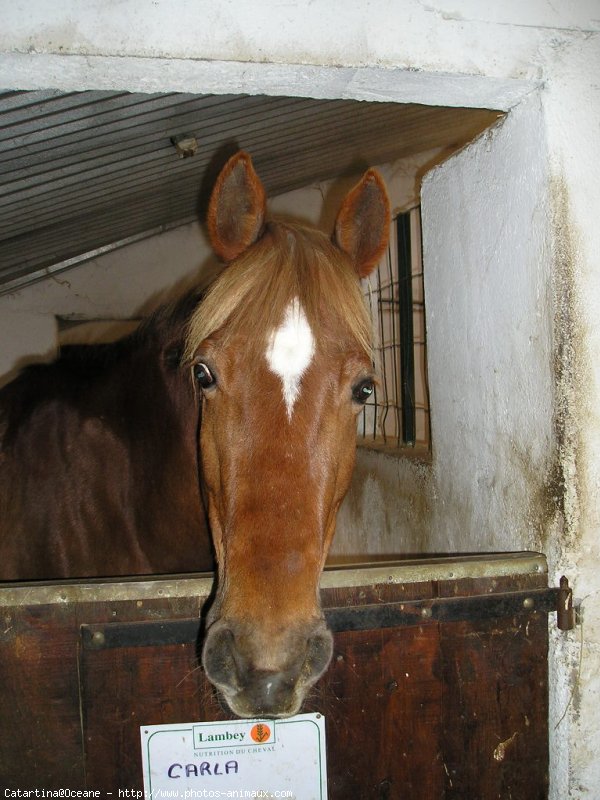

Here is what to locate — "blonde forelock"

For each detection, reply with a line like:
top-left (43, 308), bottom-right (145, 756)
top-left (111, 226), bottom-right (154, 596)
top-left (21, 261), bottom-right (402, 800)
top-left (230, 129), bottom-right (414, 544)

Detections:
top-left (184, 220), bottom-right (371, 362)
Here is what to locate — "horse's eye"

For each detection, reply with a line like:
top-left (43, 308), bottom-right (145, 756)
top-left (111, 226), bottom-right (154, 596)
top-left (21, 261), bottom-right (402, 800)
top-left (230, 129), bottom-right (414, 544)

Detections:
top-left (352, 379), bottom-right (374, 405)
top-left (193, 363), bottom-right (216, 390)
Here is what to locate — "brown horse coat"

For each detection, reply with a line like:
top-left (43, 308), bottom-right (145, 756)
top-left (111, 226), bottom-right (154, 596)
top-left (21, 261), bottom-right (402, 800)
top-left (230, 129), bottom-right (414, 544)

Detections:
top-left (0, 291), bottom-right (213, 580)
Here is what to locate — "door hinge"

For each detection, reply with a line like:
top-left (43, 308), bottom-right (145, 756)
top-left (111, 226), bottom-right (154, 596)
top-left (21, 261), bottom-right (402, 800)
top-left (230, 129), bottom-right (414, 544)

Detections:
top-left (556, 575), bottom-right (575, 631)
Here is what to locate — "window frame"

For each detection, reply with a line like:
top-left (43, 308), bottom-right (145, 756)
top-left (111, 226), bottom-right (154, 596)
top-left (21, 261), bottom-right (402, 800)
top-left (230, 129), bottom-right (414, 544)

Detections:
top-left (358, 205), bottom-right (431, 459)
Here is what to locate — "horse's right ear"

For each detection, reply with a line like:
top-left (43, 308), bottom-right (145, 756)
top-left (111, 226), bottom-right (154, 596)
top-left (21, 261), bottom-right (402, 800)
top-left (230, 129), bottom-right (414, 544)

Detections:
top-left (207, 151), bottom-right (267, 262)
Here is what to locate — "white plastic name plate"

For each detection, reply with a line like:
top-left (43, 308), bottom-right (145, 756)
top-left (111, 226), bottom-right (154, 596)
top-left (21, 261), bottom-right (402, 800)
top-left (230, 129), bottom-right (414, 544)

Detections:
top-left (140, 712), bottom-right (327, 799)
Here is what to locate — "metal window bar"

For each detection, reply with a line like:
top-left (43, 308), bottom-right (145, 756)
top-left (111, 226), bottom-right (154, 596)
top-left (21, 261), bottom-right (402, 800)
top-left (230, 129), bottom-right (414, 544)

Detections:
top-left (358, 206), bottom-right (430, 450)
top-left (397, 211), bottom-right (416, 445)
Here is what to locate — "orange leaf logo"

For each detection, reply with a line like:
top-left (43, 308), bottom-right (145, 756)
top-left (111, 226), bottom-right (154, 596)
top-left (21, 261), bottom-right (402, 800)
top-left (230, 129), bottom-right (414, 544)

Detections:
top-left (250, 723), bottom-right (271, 743)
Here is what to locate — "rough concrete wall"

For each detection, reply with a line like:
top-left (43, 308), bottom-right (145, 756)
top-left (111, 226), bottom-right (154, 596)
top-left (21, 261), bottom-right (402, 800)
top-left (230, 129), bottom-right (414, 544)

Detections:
top-left (334, 448), bottom-right (433, 558)
top-left (540, 34), bottom-right (600, 799)
top-left (1, 1), bottom-right (597, 110)
top-left (423, 92), bottom-right (555, 554)
top-left (2, 0), bottom-right (594, 69)
top-left (335, 93), bottom-right (557, 559)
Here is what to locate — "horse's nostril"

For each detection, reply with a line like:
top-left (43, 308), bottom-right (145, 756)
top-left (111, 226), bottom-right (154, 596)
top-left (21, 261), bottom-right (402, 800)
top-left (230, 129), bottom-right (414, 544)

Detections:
top-left (203, 625), bottom-right (243, 690)
top-left (304, 627), bottom-right (334, 682)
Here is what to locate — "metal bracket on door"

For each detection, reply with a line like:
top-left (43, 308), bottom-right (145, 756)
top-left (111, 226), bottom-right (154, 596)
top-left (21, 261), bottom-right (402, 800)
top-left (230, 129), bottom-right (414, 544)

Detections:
top-left (326, 577), bottom-right (575, 633)
top-left (81, 577), bottom-right (574, 651)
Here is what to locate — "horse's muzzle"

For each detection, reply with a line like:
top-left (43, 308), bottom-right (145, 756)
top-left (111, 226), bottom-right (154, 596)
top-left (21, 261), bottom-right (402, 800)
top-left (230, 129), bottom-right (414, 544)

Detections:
top-left (202, 619), bottom-right (333, 718)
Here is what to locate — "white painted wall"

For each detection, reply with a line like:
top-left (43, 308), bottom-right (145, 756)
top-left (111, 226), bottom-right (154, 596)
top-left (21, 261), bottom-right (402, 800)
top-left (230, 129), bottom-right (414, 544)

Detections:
top-left (0, 221), bottom-right (211, 383)
top-left (424, 93), bottom-right (555, 554)
top-left (1, 2), bottom-right (599, 796)
top-left (334, 95), bottom-right (557, 556)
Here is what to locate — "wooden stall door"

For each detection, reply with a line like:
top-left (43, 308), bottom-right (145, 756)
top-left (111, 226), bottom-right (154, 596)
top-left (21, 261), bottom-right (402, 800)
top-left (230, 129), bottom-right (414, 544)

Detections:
top-left (0, 555), bottom-right (554, 798)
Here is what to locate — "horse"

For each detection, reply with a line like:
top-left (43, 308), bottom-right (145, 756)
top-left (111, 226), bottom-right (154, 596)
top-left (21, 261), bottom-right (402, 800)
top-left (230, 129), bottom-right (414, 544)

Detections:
top-left (187, 152), bottom-right (390, 717)
top-left (0, 151), bottom-right (390, 718)
top-left (0, 290), bottom-right (213, 579)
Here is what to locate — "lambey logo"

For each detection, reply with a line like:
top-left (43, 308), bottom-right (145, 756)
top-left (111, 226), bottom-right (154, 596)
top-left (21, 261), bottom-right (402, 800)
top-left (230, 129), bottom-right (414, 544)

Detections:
top-left (196, 730), bottom-right (245, 743)
top-left (193, 721), bottom-right (275, 749)
top-left (250, 723), bottom-right (271, 743)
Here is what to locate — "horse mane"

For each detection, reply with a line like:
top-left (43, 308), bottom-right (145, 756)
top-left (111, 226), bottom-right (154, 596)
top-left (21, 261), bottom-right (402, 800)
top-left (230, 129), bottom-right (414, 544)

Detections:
top-left (184, 220), bottom-right (372, 361)
top-left (135, 287), bottom-right (203, 346)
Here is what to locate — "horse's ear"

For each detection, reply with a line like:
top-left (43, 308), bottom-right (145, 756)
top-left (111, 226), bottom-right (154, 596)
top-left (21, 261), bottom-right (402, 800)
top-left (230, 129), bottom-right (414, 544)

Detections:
top-left (333, 169), bottom-right (391, 278)
top-left (207, 151), bottom-right (267, 262)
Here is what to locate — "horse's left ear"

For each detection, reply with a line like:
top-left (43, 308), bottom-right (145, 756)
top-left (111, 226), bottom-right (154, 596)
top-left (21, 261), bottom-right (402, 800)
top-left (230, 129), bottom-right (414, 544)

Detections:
top-left (333, 169), bottom-right (391, 278)
top-left (207, 151), bottom-right (267, 262)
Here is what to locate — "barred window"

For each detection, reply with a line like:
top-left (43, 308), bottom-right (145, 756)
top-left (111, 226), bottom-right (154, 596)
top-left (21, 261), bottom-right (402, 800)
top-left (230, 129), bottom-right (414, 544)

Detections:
top-left (359, 206), bottom-right (430, 454)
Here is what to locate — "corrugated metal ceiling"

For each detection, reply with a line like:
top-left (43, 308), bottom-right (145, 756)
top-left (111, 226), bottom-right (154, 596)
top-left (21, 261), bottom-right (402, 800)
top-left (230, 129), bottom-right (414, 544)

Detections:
top-left (0, 90), bottom-right (501, 292)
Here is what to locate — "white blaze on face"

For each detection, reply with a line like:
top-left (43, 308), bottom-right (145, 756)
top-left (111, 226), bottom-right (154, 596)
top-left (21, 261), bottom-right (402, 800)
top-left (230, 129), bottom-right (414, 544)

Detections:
top-left (266, 299), bottom-right (315, 419)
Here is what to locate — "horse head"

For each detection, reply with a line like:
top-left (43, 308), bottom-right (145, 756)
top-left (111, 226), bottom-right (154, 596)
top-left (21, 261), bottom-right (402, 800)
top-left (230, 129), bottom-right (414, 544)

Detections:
top-left (186, 152), bottom-right (390, 717)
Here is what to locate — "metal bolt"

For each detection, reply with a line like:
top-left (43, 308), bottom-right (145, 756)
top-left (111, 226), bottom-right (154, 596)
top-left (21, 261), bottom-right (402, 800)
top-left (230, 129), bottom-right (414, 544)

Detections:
top-left (91, 631), bottom-right (105, 647)
top-left (421, 607), bottom-right (433, 619)
top-left (171, 134), bottom-right (198, 158)
top-left (523, 597), bottom-right (535, 610)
